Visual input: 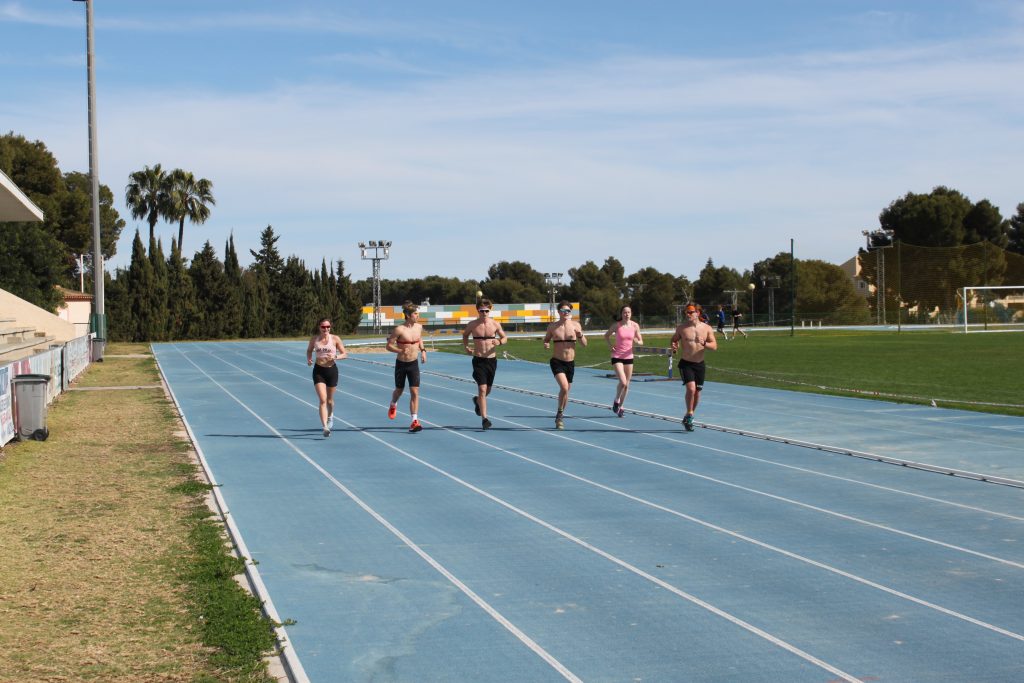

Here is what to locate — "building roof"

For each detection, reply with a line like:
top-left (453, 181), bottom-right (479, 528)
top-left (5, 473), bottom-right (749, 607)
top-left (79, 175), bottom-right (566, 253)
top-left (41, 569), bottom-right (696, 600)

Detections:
top-left (0, 168), bottom-right (45, 222)
top-left (57, 286), bottom-right (94, 302)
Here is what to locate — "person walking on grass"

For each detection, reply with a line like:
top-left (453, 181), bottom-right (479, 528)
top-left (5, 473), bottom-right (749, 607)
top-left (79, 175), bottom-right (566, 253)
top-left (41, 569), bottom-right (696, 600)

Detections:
top-left (386, 301), bottom-right (427, 433)
top-left (670, 303), bottom-right (717, 432)
top-left (604, 305), bottom-right (643, 417)
top-left (543, 300), bottom-right (587, 429)
top-left (306, 317), bottom-right (348, 437)
top-left (462, 298), bottom-right (506, 430)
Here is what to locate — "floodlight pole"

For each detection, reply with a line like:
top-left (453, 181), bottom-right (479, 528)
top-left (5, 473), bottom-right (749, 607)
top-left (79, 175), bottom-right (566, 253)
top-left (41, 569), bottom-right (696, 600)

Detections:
top-left (862, 228), bottom-right (894, 326)
top-left (544, 272), bottom-right (563, 322)
top-left (74, 0), bottom-right (104, 329)
top-left (359, 240), bottom-right (391, 335)
top-left (748, 283), bottom-right (756, 328)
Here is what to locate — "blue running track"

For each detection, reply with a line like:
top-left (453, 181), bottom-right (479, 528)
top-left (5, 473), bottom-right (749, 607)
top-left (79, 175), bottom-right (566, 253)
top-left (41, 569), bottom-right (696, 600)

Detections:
top-left (153, 341), bottom-right (1024, 683)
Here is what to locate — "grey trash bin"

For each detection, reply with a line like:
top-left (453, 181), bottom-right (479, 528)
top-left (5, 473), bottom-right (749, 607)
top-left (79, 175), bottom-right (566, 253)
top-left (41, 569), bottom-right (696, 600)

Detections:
top-left (92, 337), bottom-right (106, 362)
top-left (11, 374), bottom-right (51, 441)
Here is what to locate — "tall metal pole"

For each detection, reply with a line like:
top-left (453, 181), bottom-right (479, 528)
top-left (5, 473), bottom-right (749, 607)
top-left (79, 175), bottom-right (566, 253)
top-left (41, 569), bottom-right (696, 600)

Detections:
top-left (80, 0), bottom-right (104, 321)
top-left (544, 272), bottom-right (562, 322)
top-left (359, 241), bottom-right (391, 335)
top-left (790, 239), bottom-right (796, 337)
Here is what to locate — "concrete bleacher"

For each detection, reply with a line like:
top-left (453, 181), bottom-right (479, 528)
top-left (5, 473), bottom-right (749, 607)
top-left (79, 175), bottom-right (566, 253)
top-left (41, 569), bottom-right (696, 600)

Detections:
top-left (0, 289), bottom-right (76, 363)
top-left (0, 319), bottom-right (57, 362)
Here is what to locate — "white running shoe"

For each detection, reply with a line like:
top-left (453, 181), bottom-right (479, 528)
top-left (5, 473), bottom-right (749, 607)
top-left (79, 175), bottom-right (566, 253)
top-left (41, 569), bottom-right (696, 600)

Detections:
top-left (327, 414), bottom-right (334, 429)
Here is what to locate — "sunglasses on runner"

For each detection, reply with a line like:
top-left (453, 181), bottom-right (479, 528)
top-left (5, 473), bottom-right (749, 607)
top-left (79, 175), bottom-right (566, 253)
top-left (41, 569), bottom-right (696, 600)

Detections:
top-left (559, 308), bottom-right (572, 314)
top-left (478, 309), bottom-right (490, 313)
top-left (320, 325), bottom-right (331, 328)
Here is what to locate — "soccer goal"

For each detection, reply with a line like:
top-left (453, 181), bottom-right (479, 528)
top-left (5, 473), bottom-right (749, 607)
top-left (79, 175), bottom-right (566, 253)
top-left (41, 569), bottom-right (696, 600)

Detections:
top-left (960, 286), bottom-right (1024, 333)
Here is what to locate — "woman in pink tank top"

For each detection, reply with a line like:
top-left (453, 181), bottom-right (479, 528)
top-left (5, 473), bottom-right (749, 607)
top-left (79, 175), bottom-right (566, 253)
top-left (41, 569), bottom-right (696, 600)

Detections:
top-left (604, 305), bottom-right (643, 417)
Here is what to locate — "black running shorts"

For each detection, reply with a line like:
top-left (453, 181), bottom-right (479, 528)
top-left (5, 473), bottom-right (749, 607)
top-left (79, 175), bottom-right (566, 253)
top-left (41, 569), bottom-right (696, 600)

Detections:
top-left (678, 359), bottom-right (706, 390)
top-left (395, 359), bottom-right (421, 389)
top-left (312, 363), bottom-right (339, 388)
top-left (549, 357), bottom-right (575, 383)
top-left (472, 356), bottom-right (498, 386)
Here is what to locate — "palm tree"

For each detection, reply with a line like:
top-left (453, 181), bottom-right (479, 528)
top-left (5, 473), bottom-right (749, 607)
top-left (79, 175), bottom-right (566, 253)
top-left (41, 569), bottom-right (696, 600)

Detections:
top-left (166, 169), bottom-right (215, 253)
top-left (124, 163), bottom-right (169, 244)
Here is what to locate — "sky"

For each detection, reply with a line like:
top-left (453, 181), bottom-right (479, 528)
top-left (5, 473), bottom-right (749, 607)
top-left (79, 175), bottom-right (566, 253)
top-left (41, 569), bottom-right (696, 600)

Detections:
top-left (2, 1), bottom-right (1023, 285)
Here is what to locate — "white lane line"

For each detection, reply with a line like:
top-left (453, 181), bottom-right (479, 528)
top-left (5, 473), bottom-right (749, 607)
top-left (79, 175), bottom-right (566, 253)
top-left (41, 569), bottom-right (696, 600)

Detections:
top-left (332, 356), bottom-right (1024, 570)
top-left (255, 345), bottom-right (1024, 522)
top-left (209, 351), bottom-right (864, 683)
top-left (331, 373), bottom-right (1024, 644)
top-left (178, 350), bottom-right (583, 683)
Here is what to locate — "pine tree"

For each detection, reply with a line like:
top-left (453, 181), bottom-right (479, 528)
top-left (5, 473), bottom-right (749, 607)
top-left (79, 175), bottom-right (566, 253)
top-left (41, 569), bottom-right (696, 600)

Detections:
top-left (249, 225), bottom-right (286, 335)
top-left (189, 241), bottom-right (229, 339)
top-left (277, 255), bottom-right (319, 336)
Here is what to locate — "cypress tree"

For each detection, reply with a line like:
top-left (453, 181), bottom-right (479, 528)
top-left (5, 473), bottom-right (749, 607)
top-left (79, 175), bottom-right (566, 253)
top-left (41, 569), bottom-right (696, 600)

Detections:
top-left (104, 268), bottom-right (130, 342)
top-left (167, 239), bottom-right (198, 340)
top-left (241, 269), bottom-right (270, 339)
top-left (125, 231), bottom-right (156, 341)
top-left (148, 237), bottom-right (170, 341)
top-left (335, 259), bottom-right (364, 333)
top-left (223, 233), bottom-right (244, 335)
top-left (317, 259), bottom-right (344, 326)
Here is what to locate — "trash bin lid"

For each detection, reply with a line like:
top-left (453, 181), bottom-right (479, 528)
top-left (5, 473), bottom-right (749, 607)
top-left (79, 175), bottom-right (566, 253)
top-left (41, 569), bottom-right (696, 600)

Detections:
top-left (11, 374), bottom-right (52, 384)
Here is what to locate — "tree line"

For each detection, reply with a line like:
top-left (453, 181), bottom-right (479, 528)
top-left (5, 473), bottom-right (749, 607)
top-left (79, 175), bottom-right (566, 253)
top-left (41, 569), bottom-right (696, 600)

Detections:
top-left (3, 130), bottom-right (1024, 338)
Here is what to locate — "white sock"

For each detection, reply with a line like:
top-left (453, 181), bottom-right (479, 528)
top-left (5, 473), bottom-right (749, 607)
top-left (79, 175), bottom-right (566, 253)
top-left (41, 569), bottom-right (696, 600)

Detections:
top-left (411, 413), bottom-right (418, 421)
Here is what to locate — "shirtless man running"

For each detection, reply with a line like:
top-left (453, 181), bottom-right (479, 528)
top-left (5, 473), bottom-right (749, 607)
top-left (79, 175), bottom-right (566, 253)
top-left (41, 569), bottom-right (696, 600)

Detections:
top-left (543, 300), bottom-right (587, 429)
top-left (386, 301), bottom-right (427, 433)
top-left (670, 303), bottom-right (718, 432)
top-left (462, 298), bottom-right (506, 430)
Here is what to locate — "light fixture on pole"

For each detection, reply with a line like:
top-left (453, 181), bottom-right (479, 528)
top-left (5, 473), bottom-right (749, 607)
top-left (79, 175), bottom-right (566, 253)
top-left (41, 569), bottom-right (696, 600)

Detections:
top-left (73, 0), bottom-right (104, 344)
top-left (543, 272), bottom-right (563, 322)
top-left (748, 282), bottom-right (756, 328)
top-left (862, 228), bottom-right (894, 325)
top-left (359, 240), bottom-right (391, 334)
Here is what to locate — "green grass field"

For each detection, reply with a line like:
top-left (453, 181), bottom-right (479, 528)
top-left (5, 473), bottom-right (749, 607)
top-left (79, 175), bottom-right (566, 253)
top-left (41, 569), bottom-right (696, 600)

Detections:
top-left (441, 329), bottom-right (1024, 417)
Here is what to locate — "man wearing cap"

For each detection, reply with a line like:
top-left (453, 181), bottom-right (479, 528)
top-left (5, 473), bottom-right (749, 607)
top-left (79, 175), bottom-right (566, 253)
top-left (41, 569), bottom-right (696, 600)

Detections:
top-left (543, 300), bottom-right (587, 429)
top-left (670, 304), bottom-right (718, 432)
top-left (462, 298), bottom-right (506, 430)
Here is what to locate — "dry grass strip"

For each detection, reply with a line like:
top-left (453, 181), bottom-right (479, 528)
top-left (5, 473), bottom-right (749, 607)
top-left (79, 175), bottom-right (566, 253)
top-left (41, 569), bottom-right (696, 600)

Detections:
top-left (0, 347), bottom-right (271, 682)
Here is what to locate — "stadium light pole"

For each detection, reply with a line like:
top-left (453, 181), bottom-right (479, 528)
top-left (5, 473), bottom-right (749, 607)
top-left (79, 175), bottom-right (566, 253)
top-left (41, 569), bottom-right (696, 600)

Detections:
top-left (862, 228), bottom-right (894, 326)
top-left (359, 240), bottom-right (391, 335)
top-left (748, 282), bottom-right (756, 328)
top-left (73, 0), bottom-right (104, 340)
top-left (544, 272), bottom-right (562, 322)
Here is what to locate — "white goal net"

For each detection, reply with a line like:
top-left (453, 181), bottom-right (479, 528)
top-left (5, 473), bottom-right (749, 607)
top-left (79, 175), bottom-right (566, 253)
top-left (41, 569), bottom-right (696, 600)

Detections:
top-left (960, 286), bottom-right (1024, 333)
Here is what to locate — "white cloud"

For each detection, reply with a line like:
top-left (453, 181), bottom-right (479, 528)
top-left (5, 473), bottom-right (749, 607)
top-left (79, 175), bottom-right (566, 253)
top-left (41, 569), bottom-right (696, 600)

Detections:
top-left (11, 23), bottom-right (1024, 280)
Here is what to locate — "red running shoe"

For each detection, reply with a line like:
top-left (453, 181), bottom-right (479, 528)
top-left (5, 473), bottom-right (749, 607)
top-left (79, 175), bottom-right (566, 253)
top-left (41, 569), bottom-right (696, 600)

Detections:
top-left (388, 404), bottom-right (397, 420)
top-left (409, 419), bottom-right (422, 433)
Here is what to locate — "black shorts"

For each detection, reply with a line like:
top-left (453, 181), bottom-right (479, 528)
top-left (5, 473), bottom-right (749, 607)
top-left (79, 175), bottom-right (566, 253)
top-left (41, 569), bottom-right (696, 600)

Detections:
top-left (678, 359), bottom-right (706, 390)
top-left (312, 363), bottom-right (339, 388)
top-left (395, 359), bottom-right (420, 389)
top-left (610, 357), bottom-right (634, 366)
top-left (549, 358), bottom-right (575, 383)
top-left (472, 356), bottom-right (497, 386)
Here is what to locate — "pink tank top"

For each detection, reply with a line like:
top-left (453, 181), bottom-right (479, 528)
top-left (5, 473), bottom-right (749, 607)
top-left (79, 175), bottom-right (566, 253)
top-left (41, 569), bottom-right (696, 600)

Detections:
top-left (314, 340), bottom-right (335, 362)
top-left (612, 322), bottom-right (636, 359)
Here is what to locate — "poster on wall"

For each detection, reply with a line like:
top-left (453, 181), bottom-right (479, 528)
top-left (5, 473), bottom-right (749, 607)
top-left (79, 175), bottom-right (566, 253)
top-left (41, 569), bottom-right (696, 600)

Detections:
top-left (0, 365), bottom-right (14, 446)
